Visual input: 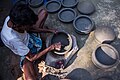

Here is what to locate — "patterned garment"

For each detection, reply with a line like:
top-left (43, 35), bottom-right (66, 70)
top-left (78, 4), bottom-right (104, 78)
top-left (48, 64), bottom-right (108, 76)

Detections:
top-left (28, 33), bottom-right (42, 54)
top-left (20, 33), bottom-right (42, 69)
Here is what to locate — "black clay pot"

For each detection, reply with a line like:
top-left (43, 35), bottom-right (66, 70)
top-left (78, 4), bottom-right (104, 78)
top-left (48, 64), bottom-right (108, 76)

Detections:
top-left (61, 0), bottom-right (78, 8)
top-left (45, 0), bottom-right (61, 13)
top-left (73, 15), bottom-right (94, 34)
top-left (58, 8), bottom-right (77, 23)
top-left (77, 1), bottom-right (95, 15)
top-left (46, 31), bottom-right (72, 55)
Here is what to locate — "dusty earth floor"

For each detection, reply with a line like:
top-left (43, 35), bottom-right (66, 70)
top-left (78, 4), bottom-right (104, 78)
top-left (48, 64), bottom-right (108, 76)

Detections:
top-left (0, 0), bottom-right (120, 80)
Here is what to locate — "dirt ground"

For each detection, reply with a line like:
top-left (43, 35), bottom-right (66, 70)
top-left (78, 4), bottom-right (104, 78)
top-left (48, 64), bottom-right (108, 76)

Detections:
top-left (0, 0), bottom-right (120, 80)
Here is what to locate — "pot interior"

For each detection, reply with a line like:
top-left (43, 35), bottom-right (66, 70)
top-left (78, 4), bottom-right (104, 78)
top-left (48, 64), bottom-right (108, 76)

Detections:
top-left (51, 32), bottom-right (69, 52)
top-left (75, 16), bottom-right (92, 32)
top-left (95, 46), bottom-right (117, 65)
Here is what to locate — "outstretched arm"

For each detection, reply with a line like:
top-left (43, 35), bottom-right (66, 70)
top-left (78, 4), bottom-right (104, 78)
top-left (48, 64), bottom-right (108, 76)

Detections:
top-left (28, 27), bottom-right (58, 34)
top-left (26, 42), bottom-right (61, 62)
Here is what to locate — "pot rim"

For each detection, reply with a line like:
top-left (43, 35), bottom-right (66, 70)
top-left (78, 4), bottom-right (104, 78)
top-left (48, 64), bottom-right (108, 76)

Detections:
top-left (73, 15), bottom-right (94, 34)
top-left (58, 8), bottom-right (77, 23)
top-left (77, 1), bottom-right (95, 15)
top-left (61, 0), bottom-right (79, 8)
top-left (28, 0), bottom-right (43, 8)
top-left (46, 31), bottom-right (73, 55)
top-left (94, 26), bottom-right (116, 43)
top-left (45, 0), bottom-right (62, 13)
top-left (92, 44), bottom-right (119, 69)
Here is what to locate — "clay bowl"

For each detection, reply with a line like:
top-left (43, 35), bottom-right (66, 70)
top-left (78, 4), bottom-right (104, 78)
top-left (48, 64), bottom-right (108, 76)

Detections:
top-left (61, 0), bottom-right (78, 8)
top-left (45, 0), bottom-right (61, 13)
top-left (73, 15), bottom-right (94, 34)
top-left (48, 31), bottom-right (72, 55)
top-left (77, 1), bottom-right (95, 15)
top-left (29, 0), bottom-right (43, 8)
top-left (94, 26), bottom-right (116, 43)
top-left (58, 8), bottom-right (77, 22)
top-left (92, 44), bottom-right (119, 69)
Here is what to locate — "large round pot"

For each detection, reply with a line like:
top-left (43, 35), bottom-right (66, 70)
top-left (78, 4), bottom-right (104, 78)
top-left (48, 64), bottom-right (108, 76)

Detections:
top-left (58, 8), bottom-right (77, 22)
top-left (46, 31), bottom-right (72, 55)
top-left (77, 1), bottom-right (95, 15)
top-left (94, 26), bottom-right (116, 43)
top-left (73, 15), bottom-right (94, 34)
top-left (92, 44), bottom-right (119, 69)
top-left (45, 0), bottom-right (61, 13)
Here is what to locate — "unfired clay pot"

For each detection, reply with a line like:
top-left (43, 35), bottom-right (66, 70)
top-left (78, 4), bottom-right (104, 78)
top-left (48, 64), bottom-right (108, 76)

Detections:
top-left (92, 44), bottom-right (119, 69)
top-left (77, 1), bottom-right (95, 15)
top-left (73, 15), bottom-right (94, 34)
top-left (45, 0), bottom-right (61, 13)
top-left (94, 26), bottom-right (116, 43)
top-left (46, 31), bottom-right (72, 55)
top-left (58, 8), bottom-right (77, 22)
top-left (61, 0), bottom-right (78, 8)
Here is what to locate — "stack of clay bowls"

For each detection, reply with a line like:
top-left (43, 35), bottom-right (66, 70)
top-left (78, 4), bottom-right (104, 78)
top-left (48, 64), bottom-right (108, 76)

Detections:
top-left (92, 26), bottom-right (119, 69)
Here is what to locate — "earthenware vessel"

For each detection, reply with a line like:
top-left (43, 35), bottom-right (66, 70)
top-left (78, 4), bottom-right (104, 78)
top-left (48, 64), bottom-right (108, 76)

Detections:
top-left (94, 26), bottom-right (116, 43)
top-left (73, 15), bottom-right (94, 34)
top-left (45, 0), bottom-right (61, 13)
top-left (61, 0), bottom-right (78, 8)
top-left (58, 8), bottom-right (77, 22)
top-left (46, 31), bottom-right (72, 55)
top-left (77, 1), bottom-right (95, 15)
top-left (92, 44), bottom-right (119, 69)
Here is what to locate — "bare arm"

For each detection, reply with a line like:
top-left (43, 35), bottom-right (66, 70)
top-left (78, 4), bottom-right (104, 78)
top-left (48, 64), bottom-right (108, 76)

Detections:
top-left (26, 42), bottom-right (61, 62)
top-left (28, 27), bottom-right (57, 33)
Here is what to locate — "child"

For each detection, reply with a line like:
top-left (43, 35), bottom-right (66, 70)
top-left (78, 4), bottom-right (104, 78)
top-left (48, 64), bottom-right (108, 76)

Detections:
top-left (1, 1), bottom-right (61, 80)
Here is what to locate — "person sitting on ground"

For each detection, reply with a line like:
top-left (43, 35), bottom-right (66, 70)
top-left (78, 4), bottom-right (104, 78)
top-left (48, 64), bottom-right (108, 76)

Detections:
top-left (0, 1), bottom-right (61, 80)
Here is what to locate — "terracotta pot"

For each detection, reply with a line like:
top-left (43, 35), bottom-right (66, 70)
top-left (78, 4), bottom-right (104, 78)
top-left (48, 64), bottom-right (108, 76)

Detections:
top-left (92, 44), bottom-right (119, 69)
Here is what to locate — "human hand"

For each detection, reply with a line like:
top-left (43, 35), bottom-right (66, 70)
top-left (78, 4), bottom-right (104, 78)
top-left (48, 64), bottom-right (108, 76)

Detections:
top-left (50, 42), bottom-right (61, 51)
top-left (51, 29), bottom-right (59, 34)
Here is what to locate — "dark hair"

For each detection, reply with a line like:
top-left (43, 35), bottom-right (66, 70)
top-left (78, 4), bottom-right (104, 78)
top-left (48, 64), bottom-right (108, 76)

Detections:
top-left (9, 1), bottom-right (38, 26)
